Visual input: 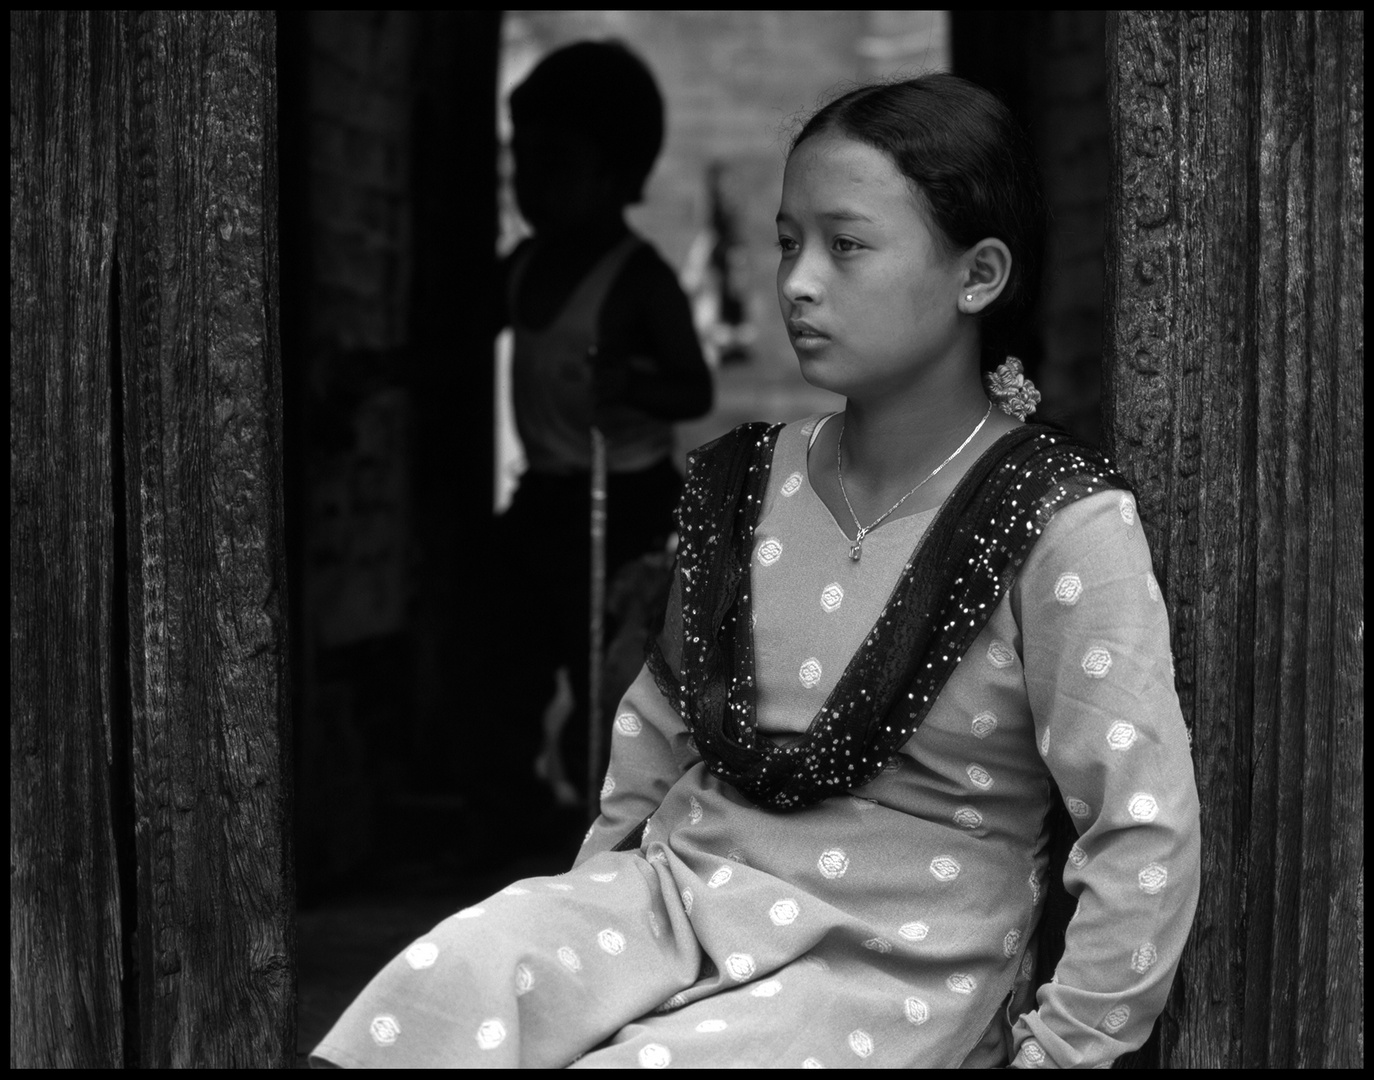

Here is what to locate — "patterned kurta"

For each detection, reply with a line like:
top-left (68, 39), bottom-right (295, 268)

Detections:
top-left (310, 415), bottom-right (1201, 1069)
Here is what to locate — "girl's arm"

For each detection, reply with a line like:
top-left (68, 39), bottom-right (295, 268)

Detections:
top-left (1010, 489), bottom-right (1202, 1069)
top-left (574, 659), bottom-right (692, 867)
top-left (594, 246), bottom-right (714, 422)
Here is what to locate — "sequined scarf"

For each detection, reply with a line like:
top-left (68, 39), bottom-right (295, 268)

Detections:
top-left (645, 420), bottom-right (1135, 812)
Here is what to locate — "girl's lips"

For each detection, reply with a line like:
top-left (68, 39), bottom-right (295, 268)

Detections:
top-left (791, 333), bottom-right (832, 352)
top-left (787, 319), bottom-right (828, 339)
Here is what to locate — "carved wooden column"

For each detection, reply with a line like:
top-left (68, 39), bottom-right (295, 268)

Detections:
top-left (1106, 10), bottom-right (1363, 1068)
top-left (12, 9), bottom-right (291, 1067)
top-left (11, 11), bottom-right (126, 1067)
top-left (117, 10), bottom-right (293, 1066)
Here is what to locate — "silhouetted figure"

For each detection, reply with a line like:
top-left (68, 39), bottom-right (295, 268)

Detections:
top-left (470, 40), bottom-right (711, 852)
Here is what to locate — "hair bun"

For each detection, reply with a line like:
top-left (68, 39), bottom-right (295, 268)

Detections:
top-left (985, 357), bottom-right (1040, 420)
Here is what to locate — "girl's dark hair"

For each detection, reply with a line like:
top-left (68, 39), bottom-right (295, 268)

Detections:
top-left (510, 40), bottom-right (665, 204)
top-left (791, 74), bottom-right (1048, 369)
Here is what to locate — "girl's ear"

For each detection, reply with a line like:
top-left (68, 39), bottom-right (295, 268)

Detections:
top-left (957, 238), bottom-right (1012, 312)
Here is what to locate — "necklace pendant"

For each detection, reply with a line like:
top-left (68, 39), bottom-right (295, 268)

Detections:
top-left (849, 540), bottom-right (863, 561)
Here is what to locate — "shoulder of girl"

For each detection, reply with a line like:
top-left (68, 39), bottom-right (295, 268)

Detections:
top-left (685, 420), bottom-right (777, 464)
top-left (790, 411), bottom-right (831, 438)
top-left (1036, 486), bottom-right (1146, 557)
top-left (1012, 488), bottom-right (1148, 612)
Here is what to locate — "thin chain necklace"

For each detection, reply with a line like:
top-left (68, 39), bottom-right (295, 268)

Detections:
top-left (836, 401), bottom-right (992, 561)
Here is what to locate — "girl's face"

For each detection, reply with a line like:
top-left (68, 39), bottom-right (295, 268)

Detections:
top-left (776, 132), bottom-right (967, 399)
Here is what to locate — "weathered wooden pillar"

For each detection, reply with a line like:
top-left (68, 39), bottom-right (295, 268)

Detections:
top-left (1106, 11), bottom-right (1363, 1068)
top-left (11, 9), bottom-right (291, 1068)
top-left (117, 10), bottom-right (293, 1067)
top-left (11, 10), bottom-right (126, 1068)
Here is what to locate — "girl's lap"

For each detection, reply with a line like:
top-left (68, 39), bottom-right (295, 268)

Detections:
top-left (311, 850), bottom-right (699, 1068)
top-left (572, 940), bottom-right (985, 1069)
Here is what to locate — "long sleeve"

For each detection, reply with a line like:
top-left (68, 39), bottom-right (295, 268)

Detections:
top-left (572, 663), bottom-right (693, 868)
top-left (1008, 489), bottom-right (1202, 1068)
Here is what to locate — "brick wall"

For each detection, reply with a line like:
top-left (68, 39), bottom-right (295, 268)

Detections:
top-left (294, 12), bottom-right (417, 895)
top-left (292, 11), bottom-right (503, 899)
top-left (307, 11), bottom-right (416, 352)
top-left (295, 12), bottom-right (423, 896)
top-left (303, 11), bottom-right (420, 648)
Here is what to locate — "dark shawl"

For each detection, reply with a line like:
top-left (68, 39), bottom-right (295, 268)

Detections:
top-left (645, 420), bottom-right (1135, 812)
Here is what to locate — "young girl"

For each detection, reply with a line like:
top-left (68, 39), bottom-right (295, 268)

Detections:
top-left (312, 74), bottom-right (1200, 1070)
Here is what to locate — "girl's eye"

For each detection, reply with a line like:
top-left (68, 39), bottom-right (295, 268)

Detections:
top-left (776, 237), bottom-right (861, 255)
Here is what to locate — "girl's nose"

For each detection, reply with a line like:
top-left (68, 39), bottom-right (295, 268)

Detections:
top-left (779, 255), bottom-right (821, 307)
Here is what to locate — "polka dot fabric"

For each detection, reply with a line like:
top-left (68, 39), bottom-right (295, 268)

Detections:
top-left (308, 417), bottom-right (1200, 1070)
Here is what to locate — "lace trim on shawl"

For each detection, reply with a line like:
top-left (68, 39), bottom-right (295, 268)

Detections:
top-left (647, 421), bottom-right (1135, 812)
top-left (646, 421), bottom-right (780, 745)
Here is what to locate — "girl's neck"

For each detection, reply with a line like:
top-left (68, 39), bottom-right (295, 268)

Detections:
top-left (807, 361), bottom-right (1022, 532)
top-left (839, 370), bottom-right (1001, 493)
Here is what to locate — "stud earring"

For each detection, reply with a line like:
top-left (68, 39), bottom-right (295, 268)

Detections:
top-left (966, 294), bottom-right (974, 302)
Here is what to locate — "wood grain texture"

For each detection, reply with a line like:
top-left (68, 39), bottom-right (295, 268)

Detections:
top-left (1106, 10), bottom-right (1363, 1068)
top-left (9, 11), bottom-right (126, 1068)
top-left (1105, 19), bottom-right (1190, 1065)
top-left (1323, 15), bottom-right (1364, 1067)
top-left (117, 10), bottom-right (293, 1067)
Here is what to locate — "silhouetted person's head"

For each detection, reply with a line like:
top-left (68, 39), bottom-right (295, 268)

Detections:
top-left (509, 40), bottom-right (665, 235)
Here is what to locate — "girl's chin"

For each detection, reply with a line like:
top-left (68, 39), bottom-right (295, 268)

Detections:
top-left (795, 351), bottom-right (852, 395)
top-left (796, 358), bottom-right (903, 404)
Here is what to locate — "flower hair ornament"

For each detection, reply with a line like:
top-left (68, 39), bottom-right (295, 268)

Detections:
top-left (985, 356), bottom-right (1041, 420)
